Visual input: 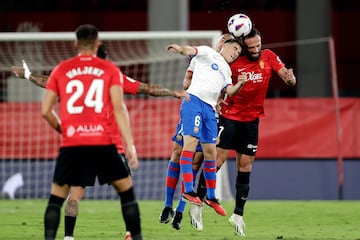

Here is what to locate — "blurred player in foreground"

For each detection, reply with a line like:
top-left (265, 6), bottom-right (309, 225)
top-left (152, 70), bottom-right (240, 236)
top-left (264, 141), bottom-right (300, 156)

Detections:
top-left (193, 28), bottom-right (296, 236)
top-left (159, 33), bottom-right (235, 230)
top-left (40, 24), bottom-right (143, 240)
top-left (166, 38), bottom-right (246, 218)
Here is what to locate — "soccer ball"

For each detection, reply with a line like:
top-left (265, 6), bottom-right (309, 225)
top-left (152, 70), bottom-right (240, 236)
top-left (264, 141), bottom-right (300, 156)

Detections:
top-left (227, 13), bottom-right (252, 37)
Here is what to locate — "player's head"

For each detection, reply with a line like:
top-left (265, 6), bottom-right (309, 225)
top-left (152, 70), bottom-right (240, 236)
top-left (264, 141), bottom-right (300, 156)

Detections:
top-left (242, 28), bottom-right (262, 61)
top-left (220, 38), bottom-right (242, 63)
top-left (75, 24), bottom-right (99, 52)
top-left (97, 43), bottom-right (108, 59)
top-left (215, 33), bottom-right (234, 52)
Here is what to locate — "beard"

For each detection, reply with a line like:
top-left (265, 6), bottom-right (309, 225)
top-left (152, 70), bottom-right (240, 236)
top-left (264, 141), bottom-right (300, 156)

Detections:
top-left (245, 50), bottom-right (261, 61)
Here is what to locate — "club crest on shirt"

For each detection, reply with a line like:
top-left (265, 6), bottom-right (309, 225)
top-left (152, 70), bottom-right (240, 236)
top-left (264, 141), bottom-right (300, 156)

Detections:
top-left (259, 60), bottom-right (265, 69)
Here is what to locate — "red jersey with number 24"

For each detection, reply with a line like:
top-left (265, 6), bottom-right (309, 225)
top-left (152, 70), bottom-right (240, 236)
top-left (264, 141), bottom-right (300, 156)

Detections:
top-left (221, 49), bottom-right (285, 122)
top-left (46, 55), bottom-right (123, 147)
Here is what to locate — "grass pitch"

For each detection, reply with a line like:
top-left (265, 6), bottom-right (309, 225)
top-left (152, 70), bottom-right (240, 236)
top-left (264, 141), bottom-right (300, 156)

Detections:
top-left (0, 200), bottom-right (359, 239)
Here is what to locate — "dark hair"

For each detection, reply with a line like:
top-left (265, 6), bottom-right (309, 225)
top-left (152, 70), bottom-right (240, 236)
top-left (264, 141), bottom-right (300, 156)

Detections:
top-left (75, 24), bottom-right (98, 46)
top-left (243, 28), bottom-right (260, 40)
top-left (224, 38), bottom-right (241, 45)
top-left (237, 28), bottom-right (260, 49)
top-left (97, 43), bottom-right (107, 59)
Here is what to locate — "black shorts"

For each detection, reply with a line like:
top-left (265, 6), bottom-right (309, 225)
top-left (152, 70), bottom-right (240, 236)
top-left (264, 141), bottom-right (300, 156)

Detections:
top-left (217, 116), bottom-right (259, 156)
top-left (53, 145), bottom-right (131, 187)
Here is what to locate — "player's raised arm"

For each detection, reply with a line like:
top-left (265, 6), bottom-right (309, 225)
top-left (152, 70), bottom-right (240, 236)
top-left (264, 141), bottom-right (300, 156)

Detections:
top-left (224, 73), bottom-right (248, 97)
top-left (11, 60), bottom-right (49, 88)
top-left (137, 82), bottom-right (188, 99)
top-left (166, 44), bottom-right (197, 56)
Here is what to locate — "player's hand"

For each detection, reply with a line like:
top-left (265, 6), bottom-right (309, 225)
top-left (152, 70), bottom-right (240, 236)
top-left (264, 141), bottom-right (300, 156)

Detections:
top-left (284, 68), bottom-right (296, 86)
top-left (216, 98), bottom-right (227, 114)
top-left (126, 145), bottom-right (139, 170)
top-left (11, 66), bottom-right (25, 78)
top-left (238, 73), bottom-right (248, 86)
top-left (166, 44), bottom-right (181, 53)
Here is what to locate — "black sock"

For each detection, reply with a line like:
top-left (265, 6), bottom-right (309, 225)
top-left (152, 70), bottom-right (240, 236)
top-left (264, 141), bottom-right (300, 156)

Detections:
top-left (65, 216), bottom-right (76, 237)
top-left (196, 171), bottom-right (207, 201)
top-left (118, 187), bottom-right (142, 239)
top-left (44, 194), bottom-right (65, 240)
top-left (235, 171), bottom-right (250, 216)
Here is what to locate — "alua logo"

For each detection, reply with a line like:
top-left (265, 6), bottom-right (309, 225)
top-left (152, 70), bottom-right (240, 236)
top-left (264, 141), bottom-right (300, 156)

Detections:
top-left (76, 124), bottom-right (104, 133)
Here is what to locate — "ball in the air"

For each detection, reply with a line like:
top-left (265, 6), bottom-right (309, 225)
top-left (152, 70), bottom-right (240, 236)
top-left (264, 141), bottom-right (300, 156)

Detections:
top-left (227, 13), bottom-right (252, 37)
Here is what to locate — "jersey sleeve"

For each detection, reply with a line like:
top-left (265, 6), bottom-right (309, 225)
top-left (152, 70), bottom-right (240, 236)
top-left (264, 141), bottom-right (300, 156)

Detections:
top-left (267, 49), bottom-right (285, 72)
top-left (123, 75), bottom-right (140, 95)
top-left (109, 64), bottom-right (123, 87)
top-left (46, 65), bottom-right (60, 95)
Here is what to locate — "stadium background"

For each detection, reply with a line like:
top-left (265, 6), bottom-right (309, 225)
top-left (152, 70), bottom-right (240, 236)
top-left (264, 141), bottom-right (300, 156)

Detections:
top-left (0, 0), bottom-right (359, 200)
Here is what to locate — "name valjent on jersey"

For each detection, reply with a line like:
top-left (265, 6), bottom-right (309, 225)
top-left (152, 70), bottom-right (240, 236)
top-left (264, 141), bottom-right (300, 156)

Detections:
top-left (66, 66), bottom-right (104, 79)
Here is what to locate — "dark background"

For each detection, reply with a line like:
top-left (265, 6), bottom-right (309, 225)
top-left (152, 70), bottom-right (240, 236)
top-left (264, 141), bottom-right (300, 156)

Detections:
top-left (0, 0), bottom-right (359, 97)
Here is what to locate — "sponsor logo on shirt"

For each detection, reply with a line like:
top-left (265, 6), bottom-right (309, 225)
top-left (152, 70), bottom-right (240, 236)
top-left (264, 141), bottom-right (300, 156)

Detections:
top-left (211, 63), bottom-right (219, 70)
top-left (244, 71), bottom-right (263, 83)
top-left (66, 124), bottom-right (104, 137)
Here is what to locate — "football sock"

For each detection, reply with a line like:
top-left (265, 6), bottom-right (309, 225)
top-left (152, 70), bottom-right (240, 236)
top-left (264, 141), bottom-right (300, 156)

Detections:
top-left (175, 168), bottom-right (199, 213)
top-left (164, 161), bottom-right (180, 207)
top-left (196, 170), bottom-right (207, 201)
top-left (118, 187), bottom-right (142, 238)
top-left (203, 159), bottom-right (217, 199)
top-left (64, 199), bottom-right (78, 237)
top-left (44, 194), bottom-right (65, 240)
top-left (234, 171), bottom-right (250, 216)
top-left (179, 150), bottom-right (195, 193)
top-left (64, 216), bottom-right (76, 237)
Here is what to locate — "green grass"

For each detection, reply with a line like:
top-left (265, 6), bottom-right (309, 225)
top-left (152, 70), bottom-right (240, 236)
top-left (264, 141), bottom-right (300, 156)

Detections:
top-left (0, 200), bottom-right (359, 239)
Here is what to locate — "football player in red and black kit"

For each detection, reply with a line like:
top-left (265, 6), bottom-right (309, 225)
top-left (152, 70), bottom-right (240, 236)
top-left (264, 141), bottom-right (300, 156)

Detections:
top-left (41, 24), bottom-right (143, 240)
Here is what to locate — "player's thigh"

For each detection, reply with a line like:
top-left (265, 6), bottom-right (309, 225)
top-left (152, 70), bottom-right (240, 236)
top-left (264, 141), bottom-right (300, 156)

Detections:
top-left (216, 147), bottom-right (229, 168)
